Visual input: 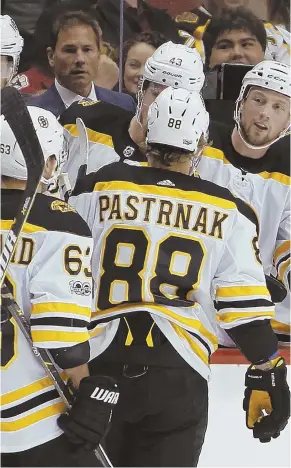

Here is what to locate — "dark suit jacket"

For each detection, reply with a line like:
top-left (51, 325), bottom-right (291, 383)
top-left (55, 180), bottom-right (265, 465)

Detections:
top-left (29, 83), bottom-right (136, 117)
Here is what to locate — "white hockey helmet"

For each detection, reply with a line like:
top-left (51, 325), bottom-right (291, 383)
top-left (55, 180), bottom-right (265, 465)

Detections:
top-left (1, 106), bottom-right (67, 185)
top-left (143, 41), bottom-right (205, 92)
top-left (147, 87), bottom-right (209, 153)
top-left (0, 15), bottom-right (23, 83)
top-left (234, 60), bottom-right (291, 149)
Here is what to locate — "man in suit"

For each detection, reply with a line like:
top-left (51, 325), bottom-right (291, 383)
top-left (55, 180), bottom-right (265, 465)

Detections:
top-left (30, 9), bottom-right (136, 116)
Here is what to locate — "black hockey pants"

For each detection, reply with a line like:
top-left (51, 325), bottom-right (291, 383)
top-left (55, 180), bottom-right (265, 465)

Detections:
top-left (89, 344), bottom-right (208, 467)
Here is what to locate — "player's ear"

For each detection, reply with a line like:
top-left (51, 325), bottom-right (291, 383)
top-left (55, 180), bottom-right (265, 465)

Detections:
top-left (47, 47), bottom-right (55, 68)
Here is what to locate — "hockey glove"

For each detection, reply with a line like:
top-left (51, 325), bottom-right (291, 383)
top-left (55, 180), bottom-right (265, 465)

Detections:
top-left (57, 375), bottom-right (119, 452)
top-left (243, 357), bottom-right (290, 442)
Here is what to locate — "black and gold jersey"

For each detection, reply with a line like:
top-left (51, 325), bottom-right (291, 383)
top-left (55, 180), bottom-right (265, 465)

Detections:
top-left (198, 122), bottom-right (290, 337)
top-left (59, 100), bottom-right (146, 190)
top-left (1, 190), bottom-right (93, 453)
top-left (70, 162), bottom-right (274, 381)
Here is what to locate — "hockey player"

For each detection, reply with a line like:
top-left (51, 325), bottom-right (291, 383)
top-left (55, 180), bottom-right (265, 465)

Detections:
top-left (69, 87), bottom-right (290, 467)
top-left (0, 15), bottom-right (23, 88)
top-left (0, 105), bottom-right (119, 467)
top-left (198, 60), bottom-right (291, 342)
top-left (59, 41), bottom-right (205, 190)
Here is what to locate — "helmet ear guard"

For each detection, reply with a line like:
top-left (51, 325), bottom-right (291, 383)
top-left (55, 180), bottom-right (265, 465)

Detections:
top-left (234, 60), bottom-right (291, 150)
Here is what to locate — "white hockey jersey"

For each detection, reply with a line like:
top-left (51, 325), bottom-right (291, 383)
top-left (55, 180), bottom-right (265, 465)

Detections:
top-left (0, 191), bottom-right (93, 453)
top-left (198, 122), bottom-right (290, 339)
top-left (59, 100), bottom-right (146, 191)
top-left (70, 162), bottom-right (274, 381)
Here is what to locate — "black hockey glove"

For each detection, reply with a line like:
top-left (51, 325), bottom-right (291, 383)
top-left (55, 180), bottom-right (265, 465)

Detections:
top-left (57, 375), bottom-right (119, 452)
top-left (243, 357), bottom-right (290, 443)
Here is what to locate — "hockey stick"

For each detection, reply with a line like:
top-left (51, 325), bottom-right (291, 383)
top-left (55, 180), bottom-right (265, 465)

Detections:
top-left (0, 87), bottom-right (45, 287)
top-left (1, 283), bottom-right (113, 468)
top-left (76, 117), bottom-right (89, 171)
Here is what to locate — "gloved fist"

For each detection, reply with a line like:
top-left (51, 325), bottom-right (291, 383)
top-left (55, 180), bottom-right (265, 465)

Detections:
top-left (243, 357), bottom-right (290, 442)
top-left (58, 375), bottom-right (119, 452)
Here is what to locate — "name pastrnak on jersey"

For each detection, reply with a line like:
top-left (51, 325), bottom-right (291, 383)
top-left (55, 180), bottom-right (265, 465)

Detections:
top-left (70, 162), bottom-right (274, 381)
top-left (198, 122), bottom-right (290, 339)
top-left (0, 190), bottom-right (93, 453)
top-left (59, 100), bottom-right (145, 190)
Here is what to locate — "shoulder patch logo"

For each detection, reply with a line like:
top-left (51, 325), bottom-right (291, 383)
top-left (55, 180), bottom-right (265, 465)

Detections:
top-left (123, 146), bottom-right (135, 158)
top-left (157, 180), bottom-right (175, 187)
top-left (50, 200), bottom-right (77, 213)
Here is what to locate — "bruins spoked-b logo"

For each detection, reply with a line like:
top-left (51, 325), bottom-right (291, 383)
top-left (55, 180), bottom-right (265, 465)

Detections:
top-left (38, 116), bottom-right (49, 128)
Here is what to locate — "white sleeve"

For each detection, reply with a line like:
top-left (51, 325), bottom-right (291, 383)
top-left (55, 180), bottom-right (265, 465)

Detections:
top-left (28, 230), bottom-right (93, 349)
top-left (213, 209), bottom-right (275, 329)
top-left (273, 197), bottom-right (290, 291)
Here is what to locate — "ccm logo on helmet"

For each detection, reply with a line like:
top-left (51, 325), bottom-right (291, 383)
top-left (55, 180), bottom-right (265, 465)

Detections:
top-left (90, 387), bottom-right (120, 404)
top-left (162, 71), bottom-right (182, 78)
top-left (267, 74), bottom-right (286, 82)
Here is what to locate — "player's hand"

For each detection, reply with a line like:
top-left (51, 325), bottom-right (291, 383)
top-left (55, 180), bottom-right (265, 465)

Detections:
top-left (243, 357), bottom-right (290, 442)
top-left (57, 375), bottom-right (119, 452)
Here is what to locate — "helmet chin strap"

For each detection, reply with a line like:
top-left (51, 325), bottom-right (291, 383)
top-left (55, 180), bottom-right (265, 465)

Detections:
top-left (237, 120), bottom-right (289, 151)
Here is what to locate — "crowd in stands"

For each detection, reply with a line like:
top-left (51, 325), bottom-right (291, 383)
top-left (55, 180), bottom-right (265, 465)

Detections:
top-left (1, 0), bottom-right (290, 103)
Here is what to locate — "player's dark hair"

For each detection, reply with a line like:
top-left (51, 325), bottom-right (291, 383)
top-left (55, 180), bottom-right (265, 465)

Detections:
top-left (203, 7), bottom-right (267, 68)
top-left (146, 135), bottom-right (207, 168)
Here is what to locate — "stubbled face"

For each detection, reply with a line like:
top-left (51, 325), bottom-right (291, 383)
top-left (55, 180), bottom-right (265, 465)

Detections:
top-left (47, 24), bottom-right (100, 96)
top-left (209, 29), bottom-right (264, 68)
top-left (124, 42), bottom-right (156, 95)
top-left (240, 87), bottom-right (290, 146)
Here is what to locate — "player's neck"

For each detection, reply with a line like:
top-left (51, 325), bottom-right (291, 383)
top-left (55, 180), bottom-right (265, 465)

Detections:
top-left (148, 158), bottom-right (191, 175)
top-left (231, 128), bottom-right (269, 159)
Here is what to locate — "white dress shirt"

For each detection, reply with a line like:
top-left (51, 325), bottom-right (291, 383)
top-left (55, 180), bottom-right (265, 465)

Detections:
top-left (55, 79), bottom-right (97, 108)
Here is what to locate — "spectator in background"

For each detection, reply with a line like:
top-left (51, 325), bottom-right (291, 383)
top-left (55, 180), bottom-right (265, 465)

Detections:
top-left (120, 31), bottom-right (167, 98)
top-left (95, 0), bottom-right (183, 51)
top-left (204, 7), bottom-right (266, 68)
top-left (175, 0), bottom-right (290, 64)
top-left (0, 14), bottom-right (23, 88)
top-left (30, 9), bottom-right (136, 116)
